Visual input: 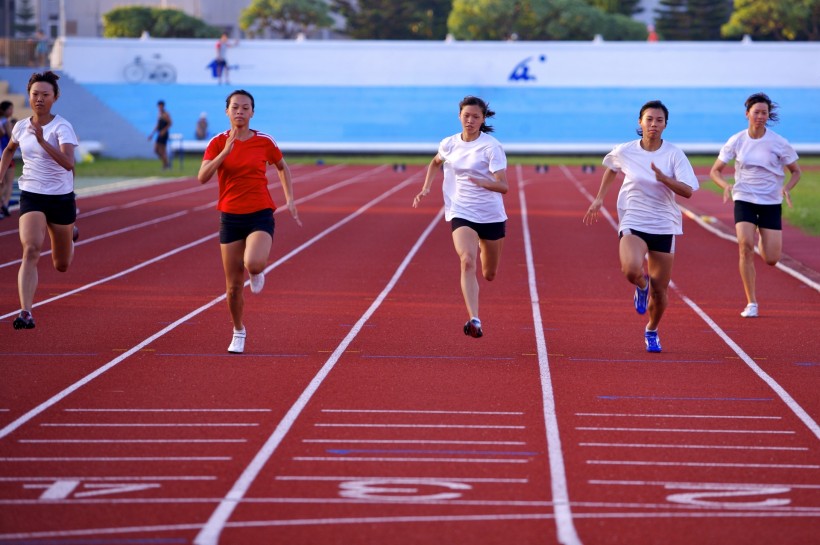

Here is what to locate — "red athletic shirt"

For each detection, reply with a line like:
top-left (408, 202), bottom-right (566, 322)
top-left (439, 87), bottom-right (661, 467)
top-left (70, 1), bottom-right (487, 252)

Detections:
top-left (203, 130), bottom-right (284, 214)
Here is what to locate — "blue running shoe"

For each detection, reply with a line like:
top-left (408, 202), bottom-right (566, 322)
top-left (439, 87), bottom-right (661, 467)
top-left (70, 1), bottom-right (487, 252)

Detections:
top-left (645, 330), bottom-right (661, 353)
top-left (634, 275), bottom-right (649, 315)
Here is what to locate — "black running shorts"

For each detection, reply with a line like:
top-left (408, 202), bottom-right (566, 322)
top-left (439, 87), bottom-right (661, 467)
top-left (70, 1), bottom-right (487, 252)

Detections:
top-left (451, 217), bottom-right (506, 241)
top-left (219, 208), bottom-right (275, 244)
top-left (19, 190), bottom-right (77, 225)
top-left (734, 200), bottom-right (782, 230)
top-left (619, 228), bottom-right (675, 254)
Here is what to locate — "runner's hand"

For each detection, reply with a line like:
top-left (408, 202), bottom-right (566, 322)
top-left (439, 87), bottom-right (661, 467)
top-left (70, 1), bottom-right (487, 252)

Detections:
top-left (584, 199), bottom-right (603, 225)
top-left (412, 189), bottom-right (428, 208)
top-left (723, 185), bottom-right (732, 203)
top-left (783, 188), bottom-right (793, 208)
top-left (288, 201), bottom-right (302, 226)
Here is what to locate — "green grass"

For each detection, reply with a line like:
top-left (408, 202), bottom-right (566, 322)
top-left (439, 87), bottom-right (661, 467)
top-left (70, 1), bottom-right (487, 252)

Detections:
top-left (700, 163), bottom-right (820, 236)
top-left (15, 154), bottom-right (819, 236)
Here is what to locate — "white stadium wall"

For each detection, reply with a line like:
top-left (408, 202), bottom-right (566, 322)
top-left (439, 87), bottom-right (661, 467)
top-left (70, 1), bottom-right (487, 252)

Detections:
top-left (55, 38), bottom-right (820, 154)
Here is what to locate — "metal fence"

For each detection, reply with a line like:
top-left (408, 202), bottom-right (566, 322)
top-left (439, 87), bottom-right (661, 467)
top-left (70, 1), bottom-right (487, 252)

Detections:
top-left (0, 38), bottom-right (51, 67)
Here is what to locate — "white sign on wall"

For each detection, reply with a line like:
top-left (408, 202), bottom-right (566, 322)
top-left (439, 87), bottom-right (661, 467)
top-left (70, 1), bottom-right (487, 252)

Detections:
top-left (58, 37), bottom-right (820, 89)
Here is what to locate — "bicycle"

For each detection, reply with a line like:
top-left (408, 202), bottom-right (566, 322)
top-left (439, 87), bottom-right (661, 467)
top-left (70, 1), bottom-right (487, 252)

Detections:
top-left (123, 54), bottom-right (176, 84)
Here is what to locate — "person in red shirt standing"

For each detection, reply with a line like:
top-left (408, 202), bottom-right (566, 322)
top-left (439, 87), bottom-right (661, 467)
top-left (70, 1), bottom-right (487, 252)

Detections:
top-left (198, 89), bottom-right (301, 353)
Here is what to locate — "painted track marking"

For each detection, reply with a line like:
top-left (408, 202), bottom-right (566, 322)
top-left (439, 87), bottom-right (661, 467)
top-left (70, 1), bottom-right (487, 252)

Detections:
top-left (193, 207), bottom-right (444, 545)
top-left (0, 174), bottom-right (419, 441)
top-left (518, 164), bottom-right (583, 545)
top-left (561, 165), bottom-right (820, 441)
top-left (0, 165), bottom-right (388, 319)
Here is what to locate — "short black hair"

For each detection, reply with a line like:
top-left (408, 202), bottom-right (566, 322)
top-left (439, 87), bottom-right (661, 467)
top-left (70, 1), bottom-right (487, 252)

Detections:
top-left (225, 89), bottom-right (255, 111)
top-left (27, 70), bottom-right (60, 99)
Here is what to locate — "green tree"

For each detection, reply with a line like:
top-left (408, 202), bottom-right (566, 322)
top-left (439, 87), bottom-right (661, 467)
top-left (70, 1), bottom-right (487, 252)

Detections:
top-left (722, 0), bottom-right (819, 41)
top-left (15, 0), bottom-right (37, 36)
top-left (586, 0), bottom-right (643, 17)
top-left (654, 0), bottom-right (690, 40)
top-left (448, 0), bottom-right (646, 41)
top-left (239, 0), bottom-right (334, 39)
top-left (103, 6), bottom-right (221, 38)
top-left (332, 0), bottom-right (451, 39)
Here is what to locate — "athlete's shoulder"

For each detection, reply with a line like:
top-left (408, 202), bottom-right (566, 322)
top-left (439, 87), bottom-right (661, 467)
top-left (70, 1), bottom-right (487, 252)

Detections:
top-left (254, 130), bottom-right (279, 147)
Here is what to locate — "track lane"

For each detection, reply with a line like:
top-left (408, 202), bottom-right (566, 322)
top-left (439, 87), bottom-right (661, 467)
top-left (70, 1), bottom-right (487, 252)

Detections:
top-left (0, 163), bottom-right (816, 544)
top-left (525, 164), bottom-right (820, 544)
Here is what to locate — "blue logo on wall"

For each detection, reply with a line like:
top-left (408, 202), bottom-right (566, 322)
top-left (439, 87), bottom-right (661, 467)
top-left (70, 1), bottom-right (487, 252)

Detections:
top-left (509, 55), bottom-right (547, 82)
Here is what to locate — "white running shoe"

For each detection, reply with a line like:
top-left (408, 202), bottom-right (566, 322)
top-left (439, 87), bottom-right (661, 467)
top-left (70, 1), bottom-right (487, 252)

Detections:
top-left (740, 303), bottom-right (758, 318)
top-left (250, 273), bottom-right (265, 294)
top-left (228, 328), bottom-right (246, 353)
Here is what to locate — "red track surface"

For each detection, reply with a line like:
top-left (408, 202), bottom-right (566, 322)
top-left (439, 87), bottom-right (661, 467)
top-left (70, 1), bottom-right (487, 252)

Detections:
top-left (0, 164), bottom-right (817, 544)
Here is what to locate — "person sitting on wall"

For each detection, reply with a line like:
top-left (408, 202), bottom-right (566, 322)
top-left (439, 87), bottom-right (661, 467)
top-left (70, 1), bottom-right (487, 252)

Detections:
top-left (195, 112), bottom-right (208, 140)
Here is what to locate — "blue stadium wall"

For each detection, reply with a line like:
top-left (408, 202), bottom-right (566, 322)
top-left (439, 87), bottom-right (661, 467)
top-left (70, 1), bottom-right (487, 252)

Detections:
top-left (20, 38), bottom-right (820, 156)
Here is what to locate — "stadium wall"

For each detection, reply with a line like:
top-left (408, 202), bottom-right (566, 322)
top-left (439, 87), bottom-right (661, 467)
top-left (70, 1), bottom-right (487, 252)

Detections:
top-left (53, 38), bottom-right (820, 155)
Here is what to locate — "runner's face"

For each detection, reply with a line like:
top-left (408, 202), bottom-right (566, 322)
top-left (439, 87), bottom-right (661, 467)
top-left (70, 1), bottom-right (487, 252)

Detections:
top-left (29, 82), bottom-right (56, 115)
top-left (459, 105), bottom-right (484, 137)
top-left (747, 102), bottom-right (769, 130)
top-left (639, 108), bottom-right (666, 139)
top-left (227, 95), bottom-right (253, 127)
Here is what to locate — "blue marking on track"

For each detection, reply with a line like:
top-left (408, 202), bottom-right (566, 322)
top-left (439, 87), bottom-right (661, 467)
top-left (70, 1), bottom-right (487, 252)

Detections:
top-left (361, 355), bottom-right (514, 361)
top-left (0, 538), bottom-right (188, 544)
top-left (598, 395), bottom-right (773, 401)
top-left (156, 353), bottom-right (308, 357)
top-left (327, 448), bottom-right (538, 456)
top-left (569, 358), bottom-right (723, 364)
top-left (3, 353), bottom-right (98, 357)
top-left (795, 362), bottom-right (819, 367)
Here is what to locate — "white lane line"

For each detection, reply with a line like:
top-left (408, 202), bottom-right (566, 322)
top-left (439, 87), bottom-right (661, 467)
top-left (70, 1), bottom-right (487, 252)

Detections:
top-left (292, 457), bottom-right (530, 464)
top-left (580, 442), bottom-right (807, 451)
top-left (0, 172), bottom-right (414, 441)
top-left (0, 232), bottom-right (216, 320)
top-left (576, 413), bottom-right (782, 420)
top-left (576, 427), bottom-right (794, 434)
top-left (0, 457), bottom-right (230, 462)
top-left (275, 475), bottom-right (529, 483)
top-left (2, 496), bottom-right (819, 512)
top-left (589, 479), bottom-right (820, 489)
top-left (315, 423), bottom-right (524, 429)
top-left (0, 166), bottom-right (387, 320)
top-left (193, 188), bottom-right (439, 545)
top-left (321, 409), bottom-right (524, 415)
top-left (40, 423), bottom-right (257, 427)
top-left (587, 460), bottom-right (820, 469)
top-left (679, 205), bottom-right (820, 293)
top-left (20, 439), bottom-right (247, 444)
top-left (7, 510), bottom-right (820, 541)
top-left (303, 439), bottom-right (527, 445)
top-left (672, 290), bottom-right (820, 442)
top-left (0, 210), bottom-right (189, 270)
top-left (519, 164), bottom-right (583, 545)
top-left (64, 408), bottom-right (271, 412)
top-left (561, 164), bottom-right (820, 442)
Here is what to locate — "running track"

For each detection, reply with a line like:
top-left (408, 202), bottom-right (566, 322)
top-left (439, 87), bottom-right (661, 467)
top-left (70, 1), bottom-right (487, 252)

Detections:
top-left (0, 164), bottom-right (817, 544)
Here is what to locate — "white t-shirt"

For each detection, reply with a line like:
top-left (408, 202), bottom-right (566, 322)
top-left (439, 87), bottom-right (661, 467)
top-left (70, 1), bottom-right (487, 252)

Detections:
top-left (12, 114), bottom-right (78, 195)
top-left (717, 128), bottom-right (798, 205)
top-left (439, 131), bottom-right (507, 223)
top-left (603, 139), bottom-right (699, 235)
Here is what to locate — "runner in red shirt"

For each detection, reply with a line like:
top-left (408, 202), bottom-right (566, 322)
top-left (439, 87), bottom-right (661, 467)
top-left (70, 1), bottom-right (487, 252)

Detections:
top-left (198, 89), bottom-right (301, 353)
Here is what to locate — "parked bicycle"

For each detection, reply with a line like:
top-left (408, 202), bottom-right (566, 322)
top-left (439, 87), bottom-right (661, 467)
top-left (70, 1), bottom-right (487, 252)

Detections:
top-left (123, 54), bottom-right (176, 84)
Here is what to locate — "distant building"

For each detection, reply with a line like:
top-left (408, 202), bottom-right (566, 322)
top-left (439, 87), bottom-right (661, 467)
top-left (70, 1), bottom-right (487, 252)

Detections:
top-left (3, 0), bottom-right (253, 39)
